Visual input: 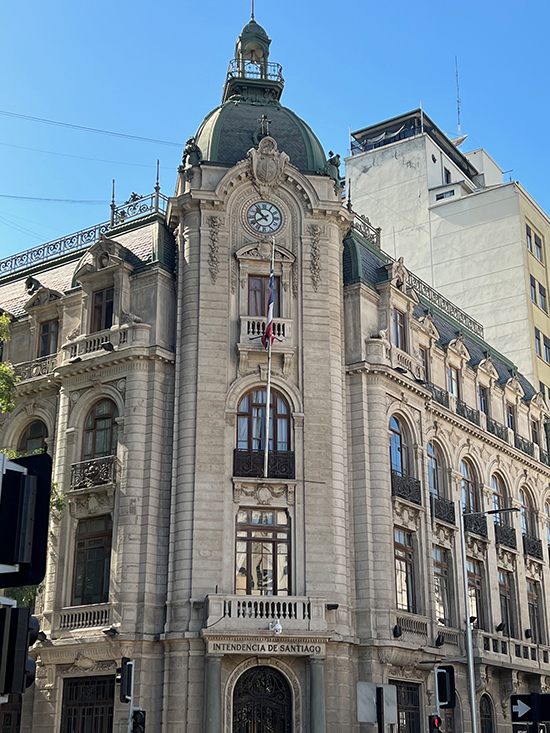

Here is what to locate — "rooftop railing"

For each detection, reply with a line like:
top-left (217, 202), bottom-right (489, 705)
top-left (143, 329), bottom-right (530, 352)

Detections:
top-left (226, 59), bottom-right (284, 83)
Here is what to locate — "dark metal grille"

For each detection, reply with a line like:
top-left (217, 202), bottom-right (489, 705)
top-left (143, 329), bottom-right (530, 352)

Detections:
top-left (391, 680), bottom-right (421, 733)
top-left (456, 400), bottom-right (480, 426)
top-left (426, 383), bottom-right (449, 408)
top-left (523, 534), bottom-right (543, 560)
top-left (487, 417), bottom-right (509, 443)
top-left (495, 523), bottom-right (517, 549)
top-left (60, 676), bottom-right (114, 733)
top-left (431, 495), bottom-right (456, 524)
top-left (233, 449), bottom-right (295, 479)
top-left (70, 456), bottom-right (117, 490)
top-left (515, 434), bottom-right (535, 457)
top-left (233, 666), bottom-right (292, 733)
top-left (464, 513), bottom-right (488, 537)
top-left (391, 471), bottom-right (422, 505)
top-left (540, 449), bottom-right (550, 467)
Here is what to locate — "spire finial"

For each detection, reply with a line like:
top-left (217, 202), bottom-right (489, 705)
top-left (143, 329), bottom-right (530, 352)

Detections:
top-left (110, 179), bottom-right (116, 226)
top-left (251, 0), bottom-right (255, 20)
top-left (154, 160), bottom-right (160, 212)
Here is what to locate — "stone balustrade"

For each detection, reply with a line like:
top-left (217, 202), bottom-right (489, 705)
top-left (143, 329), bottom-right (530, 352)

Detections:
top-left (204, 595), bottom-right (327, 632)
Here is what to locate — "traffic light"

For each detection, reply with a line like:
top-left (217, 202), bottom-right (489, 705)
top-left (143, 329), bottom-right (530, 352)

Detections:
top-left (115, 657), bottom-right (133, 703)
top-left (436, 665), bottom-right (456, 709)
top-left (429, 714), bottom-right (442, 733)
top-left (0, 607), bottom-right (40, 694)
top-left (132, 709), bottom-right (146, 733)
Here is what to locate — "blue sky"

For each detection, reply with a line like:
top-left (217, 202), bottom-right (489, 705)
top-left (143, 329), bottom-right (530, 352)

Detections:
top-left (1, 0), bottom-right (548, 259)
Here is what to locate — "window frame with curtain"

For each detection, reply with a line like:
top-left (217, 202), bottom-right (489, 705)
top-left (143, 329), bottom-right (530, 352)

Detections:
top-left (17, 420), bottom-right (48, 454)
top-left (427, 441), bottom-right (445, 498)
top-left (467, 557), bottom-right (485, 629)
top-left (235, 508), bottom-right (290, 596)
top-left (461, 459), bottom-right (479, 513)
top-left (71, 515), bottom-right (112, 607)
top-left (394, 527), bottom-right (416, 614)
top-left (91, 287), bottom-right (114, 333)
top-left (491, 474), bottom-right (510, 526)
top-left (390, 416), bottom-right (410, 477)
top-left (82, 400), bottom-right (119, 461)
top-left (237, 388), bottom-right (290, 454)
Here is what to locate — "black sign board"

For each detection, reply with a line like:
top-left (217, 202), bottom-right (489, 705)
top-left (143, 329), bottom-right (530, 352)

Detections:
top-left (511, 694), bottom-right (550, 723)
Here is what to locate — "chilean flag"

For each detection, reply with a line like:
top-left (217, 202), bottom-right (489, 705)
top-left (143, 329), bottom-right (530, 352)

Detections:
top-left (261, 266), bottom-right (275, 350)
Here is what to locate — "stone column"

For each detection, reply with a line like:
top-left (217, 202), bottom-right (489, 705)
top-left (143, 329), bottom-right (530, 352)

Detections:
top-left (310, 657), bottom-right (326, 733)
top-left (205, 655), bottom-right (222, 733)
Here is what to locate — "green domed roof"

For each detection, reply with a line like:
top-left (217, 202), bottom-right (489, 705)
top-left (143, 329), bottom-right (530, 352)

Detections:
top-left (195, 100), bottom-right (327, 174)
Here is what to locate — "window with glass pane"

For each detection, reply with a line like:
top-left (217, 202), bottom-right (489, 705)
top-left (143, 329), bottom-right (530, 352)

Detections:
top-left (447, 366), bottom-right (459, 398)
top-left (498, 569), bottom-right (517, 638)
top-left (38, 319), bottom-right (59, 357)
top-left (72, 516), bottom-right (112, 606)
top-left (506, 403), bottom-right (516, 431)
top-left (82, 400), bottom-right (118, 460)
top-left (545, 336), bottom-right (550, 363)
top-left (532, 420), bottom-right (540, 446)
top-left (394, 528), bottom-right (416, 613)
top-left (61, 676), bottom-right (114, 733)
top-left (237, 389), bottom-right (290, 452)
top-left (480, 695), bottom-right (494, 733)
top-left (467, 558), bottom-right (484, 629)
top-left (531, 275), bottom-right (538, 302)
top-left (545, 503), bottom-right (550, 549)
top-left (235, 509), bottom-right (290, 595)
top-left (390, 416), bottom-right (410, 477)
top-left (535, 233), bottom-right (543, 261)
top-left (393, 309), bottom-right (406, 350)
top-left (536, 329), bottom-right (542, 357)
top-left (491, 474), bottom-right (509, 525)
top-left (527, 579), bottom-right (544, 643)
top-left (391, 680), bottom-right (421, 733)
top-left (520, 488), bottom-right (535, 536)
top-left (419, 347), bottom-right (428, 379)
top-left (527, 225), bottom-right (533, 252)
top-left (91, 288), bottom-right (114, 333)
top-left (433, 546), bottom-right (452, 625)
top-left (248, 276), bottom-right (280, 317)
top-left (461, 460), bottom-right (479, 512)
top-left (540, 285), bottom-right (548, 312)
top-left (17, 420), bottom-right (48, 453)
top-left (427, 442), bottom-right (445, 497)
top-left (478, 386), bottom-right (489, 415)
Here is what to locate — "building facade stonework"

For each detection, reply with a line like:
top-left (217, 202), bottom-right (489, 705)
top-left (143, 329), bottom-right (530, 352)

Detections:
top-left (1, 19), bottom-right (550, 733)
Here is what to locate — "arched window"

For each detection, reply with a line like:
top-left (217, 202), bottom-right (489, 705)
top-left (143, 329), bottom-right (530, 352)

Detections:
top-left (520, 488), bottom-right (536, 537)
top-left (83, 400), bottom-right (118, 461)
top-left (545, 501), bottom-right (550, 547)
top-left (17, 420), bottom-right (48, 453)
top-left (237, 389), bottom-right (290, 452)
top-left (390, 416), bottom-right (410, 477)
top-left (461, 460), bottom-right (479, 512)
top-left (427, 442), bottom-right (445, 497)
top-left (491, 474), bottom-right (509, 525)
top-left (72, 515), bottom-right (112, 606)
top-left (479, 695), bottom-right (494, 733)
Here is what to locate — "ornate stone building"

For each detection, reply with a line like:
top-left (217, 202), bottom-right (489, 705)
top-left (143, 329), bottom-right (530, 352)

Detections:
top-left (1, 17), bottom-right (550, 733)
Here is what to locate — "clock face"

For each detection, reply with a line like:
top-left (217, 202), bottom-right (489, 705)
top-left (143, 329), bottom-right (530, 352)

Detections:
top-left (246, 202), bottom-right (282, 234)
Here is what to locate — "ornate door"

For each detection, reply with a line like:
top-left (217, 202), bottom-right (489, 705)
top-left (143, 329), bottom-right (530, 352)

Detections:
top-left (233, 666), bottom-right (292, 732)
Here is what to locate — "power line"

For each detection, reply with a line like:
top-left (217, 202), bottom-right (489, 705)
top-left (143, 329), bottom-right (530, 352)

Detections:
top-left (0, 194), bottom-right (108, 203)
top-left (0, 141), bottom-right (175, 169)
top-left (0, 109), bottom-right (184, 147)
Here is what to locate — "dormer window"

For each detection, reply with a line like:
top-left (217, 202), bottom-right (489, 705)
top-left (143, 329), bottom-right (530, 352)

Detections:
top-left (506, 403), bottom-right (516, 431)
top-left (38, 319), bottom-right (59, 357)
top-left (392, 308), bottom-right (406, 350)
top-left (447, 366), bottom-right (460, 398)
top-left (92, 288), bottom-right (114, 333)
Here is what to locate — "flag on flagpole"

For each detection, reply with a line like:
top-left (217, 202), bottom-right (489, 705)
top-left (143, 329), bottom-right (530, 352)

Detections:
top-left (261, 264), bottom-right (275, 350)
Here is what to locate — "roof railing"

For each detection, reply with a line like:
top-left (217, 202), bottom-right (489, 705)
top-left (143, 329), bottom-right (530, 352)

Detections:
top-left (226, 59), bottom-right (284, 83)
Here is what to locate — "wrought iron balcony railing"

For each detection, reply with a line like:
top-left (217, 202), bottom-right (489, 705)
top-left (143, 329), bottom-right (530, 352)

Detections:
top-left (515, 434), bottom-right (535, 457)
top-left (351, 211), bottom-right (381, 248)
top-left (70, 455), bottom-right (117, 490)
top-left (487, 417), bottom-right (509, 443)
top-left (391, 471), bottom-right (422, 505)
top-left (540, 449), bottom-right (550, 467)
top-left (456, 399), bottom-right (480, 426)
top-left (233, 449), bottom-right (295, 479)
top-left (495, 522), bottom-right (517, 550)
top-left (463, 512), bottom-right (488, 537)
top-left (523, 533), bottom-right (543, 560)
top-left (430, 494), bottom-right (456, 524)
top-left (14, 353), bottom-right (58, 381)
top-left (226, 59), bottom-right (284, 83)
top-left (426, 383), bottom-right (449, 408)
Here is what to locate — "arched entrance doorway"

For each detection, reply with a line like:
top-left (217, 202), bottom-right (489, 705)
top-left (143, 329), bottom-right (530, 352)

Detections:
top-left (233, 665), bottom-right (293, 732)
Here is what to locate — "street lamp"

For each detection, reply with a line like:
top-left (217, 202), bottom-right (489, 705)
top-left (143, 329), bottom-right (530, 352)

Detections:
top-left (459, 502), bottom-right (519, 733)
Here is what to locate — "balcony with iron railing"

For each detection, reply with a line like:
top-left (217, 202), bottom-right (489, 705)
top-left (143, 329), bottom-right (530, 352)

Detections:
top-left (426, 383), bottom-right (449, 408)
top-left (487, 416), bottom-right (509, 443)
top-left (391, 471), bottom-right (422, 505)
top-left (13, 353), bottom-right (59, 382)
top-left (204, 594), bottom-right (326, 633)
top-left (70, 455), bottom-right (117, 490)
top-left (233, 449), bottom-right (295, 479)
top-left (226, 59), bottom-right (284, 83)
top-left (515, 434), bottom-right (535, 457)
top-left (523, 533), bottom-right (543, 560)
top-left (494, 522), bottom-right (517, 550)
top-left (456, 399), bottom-right (480, 426)
top-left (463, 512), bottom-right (488, 537)
top-left (430, 494), bottom-right (456, 524)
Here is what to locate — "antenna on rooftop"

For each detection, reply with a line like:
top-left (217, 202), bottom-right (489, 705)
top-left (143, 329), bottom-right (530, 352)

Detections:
top-left (455, 55), bottom-right (462, 136)
top-left (110, 179), bottom-right (116, 226)
top-left (251, 0), bottom-right (255, 20)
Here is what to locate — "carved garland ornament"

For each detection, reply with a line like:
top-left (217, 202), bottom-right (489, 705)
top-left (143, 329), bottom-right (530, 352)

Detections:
top-left (208, 215), bottom-right (221, 283)
top-left (308, 224), bottom-right (321, 291)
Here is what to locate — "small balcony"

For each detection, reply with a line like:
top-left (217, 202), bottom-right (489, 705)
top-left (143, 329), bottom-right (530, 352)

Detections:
top-left (523, 533), bottom-right (543, 560)
top-left (487, 417), bottom-right (509, 443)
top-left (70, 455), bottom-right (117, 490)
top-left (62, 323), bottom-right (150, 363)
top-left (456, 399), bottom-right (480, 426)
top-left (464, 513), bottom-right (488, 537)
top-left (239, 316), bottom-right (292, 347)
top-left (495, 522), bottom-right (517, 550)
top-left (426, 383), bottom-right (449, 408)
top-left (204, 594), bottom-right (326, 633)
top-left (391, 471), bottom-right (422, 505)
top-left (515, 434), bottom-right (535, 457)
top-left (14, 353), bottom-right (59, 382)
top-left (431, 494), bottom-right (456, 525)
top-left (540, 449), bottom-right (550, 467)
top-left (233, 449), bottom-right (295, 479)
top-left (226, 59), bottom-right (284, 83)
top-left (50, 603), bottom-right (112, 637)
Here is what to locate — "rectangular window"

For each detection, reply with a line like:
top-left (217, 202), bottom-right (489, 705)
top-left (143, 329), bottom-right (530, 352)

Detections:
top-left (532, 420), bottom-right (540, 446)
top-left (394, 528), bottom-right (416, 613)
top-left (540, 284), bottom-right (548, 312)
top-left (478, 386), bottom-right (489, 415)
top-left (433, 545), bottom-right (452, 626)
top-left (535, 233), bottom-right (543, 261)
top-left (536, 328), bottom-right (542, 357)
top-left (499, 569), bottom-right (517, 638)
top-left (236, 509), bottom-right (290, 596)
top-left (540, 382), bottom-right (547, 403)
top-left (91, 288), bottom-right (114, 333)
top-left (447, 366), bottom-right (460, 398)
top-left (393, 308), bottom-right (406, 351)
top-left (436, 190), bottom-right (454, 201)
top-left (444, 168), bottom-right (451, 184)
top-left (506, 403), bottom-right (516, 431)
top-left (419, 347), bottom-right (428, 380)
top-left (531, 275), bottom-right (538, 302)
top-left (527, 579), bottom-right (544, 643)
top-left (72, 515), bottom-right (112, 606)
top-left (61, 676), bottom-right (114, 733)
top-left (527, 224), bottom-right (533, 252)
top-left (38, 319), bottom-right (59, 357)
top-left (391, 681), bottom-right (421, 733)
top-left (545, 336), bottom-right (550, 363)
top-left (467, 558), bottom-right (485, 629)
top-left (248, 276), bottom-right (280, 318)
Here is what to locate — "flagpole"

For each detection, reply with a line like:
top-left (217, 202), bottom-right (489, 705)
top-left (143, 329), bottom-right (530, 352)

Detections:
top-left (263, 238), bottom-right (275, 479)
